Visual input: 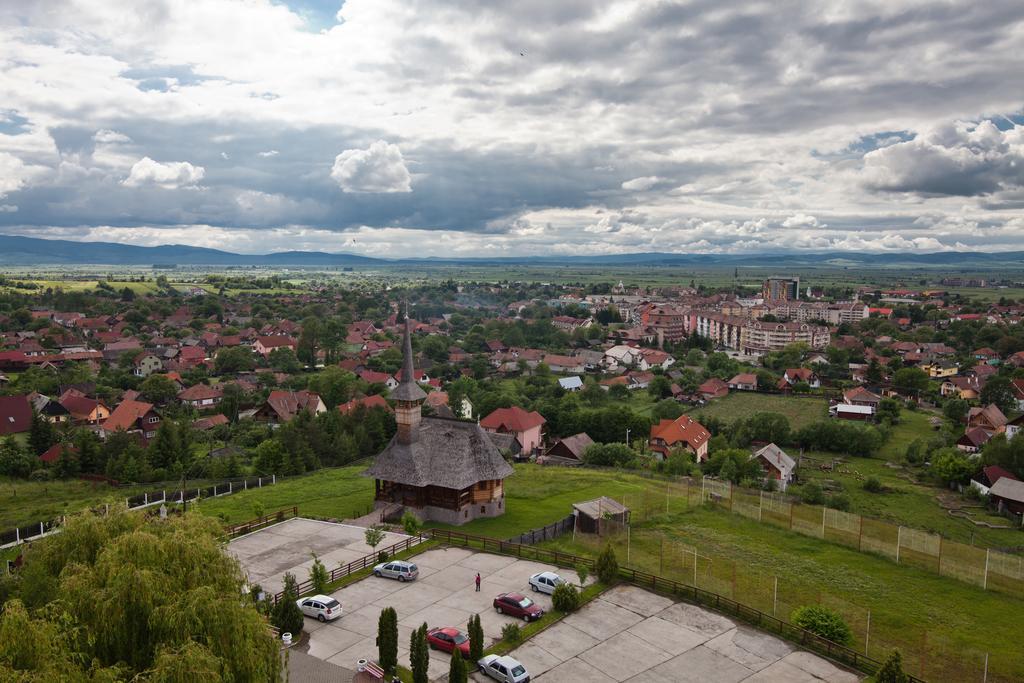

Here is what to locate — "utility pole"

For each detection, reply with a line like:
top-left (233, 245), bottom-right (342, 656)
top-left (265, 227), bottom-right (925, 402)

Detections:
top-left (625, 428), bottom-right (631, 449)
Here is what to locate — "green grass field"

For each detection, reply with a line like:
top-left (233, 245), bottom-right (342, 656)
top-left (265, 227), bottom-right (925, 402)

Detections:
top-left (0, 477), bottom-right (148, 529)
top-left (541, 506), bottom-right (1024, 681)
top-left (691, 392), bottom-right (828, 430)
top-left (196, 464), bottom-right (376, 523)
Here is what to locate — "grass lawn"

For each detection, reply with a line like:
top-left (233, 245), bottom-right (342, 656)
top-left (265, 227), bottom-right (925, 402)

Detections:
top-left (690, 392), bottom-right (827, 430)
top-left (877, 408), bottom-right (936, 460)
top-left (196, 464), bottom-right (376, 524)
top-left (0, 477), bottom-right (147, 529)
top-left (542, 506), bottom-right (1024, 682)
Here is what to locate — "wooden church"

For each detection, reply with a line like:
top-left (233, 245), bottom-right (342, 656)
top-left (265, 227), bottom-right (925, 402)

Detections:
top-left (364, 314), bottom-right (513, 524)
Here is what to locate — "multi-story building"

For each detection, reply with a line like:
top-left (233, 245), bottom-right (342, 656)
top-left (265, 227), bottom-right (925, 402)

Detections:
top-left (641, 304), bottom-right (687, 343)
top-left (766, 301), bottom-right (867, 325)
top-left (762, 277), bottom-right (800, 302)
top-left (741, 321), bottom-right (830, 355)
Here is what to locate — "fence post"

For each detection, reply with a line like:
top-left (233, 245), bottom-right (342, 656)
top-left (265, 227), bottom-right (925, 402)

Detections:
top-left (272, 474), bottom-right (276, 485)
top-left (773, 576), bottom-right (778, 616)
top-left (858, 515), bottom-right (863, 551)
top-left (229, 482), bottom-right (233, 495)
top-left (244, 479), bottom-right (248, 490)
top-left (258, 477), bottom-right (262, 488)
top-left (15, 528), bottom-right (19, 544)
top-left (821, 507), bottom-right (826, 538)
top-left (39, 522), bottom-right (44, 537)
top-left (896, 526), bottom-right (902, 564)
top-left (758, 491), bottom-right (763, 522)
top-left (865, 610), bottom-right (870, 656)
top-left (983, 652), bottom-right (989, 683)
top-left (983, 549), bottom-right (990, 590)
top-left (144, 492), bottom-right (148, 506)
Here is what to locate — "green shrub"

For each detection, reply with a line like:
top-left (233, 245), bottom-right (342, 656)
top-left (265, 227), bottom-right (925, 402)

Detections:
top-left (826, 493), bottom-right (850, 512)
top-left (551, 583), bottom-right (580, 613)
top-left (595, 544), bottom-right (620, 584)
top-left (800, 482), bottom-right (825, 505)
top-left (410, 623), bottom-right (429, 683)
top-left (876, 649), bottom-right (908, 683)
top-left (790, 605), bottom-right (852, 645)
top-left (376, 606), bottom-right (398, 675)
top-left (863, 477), bottom-right (883, 493)
top-left (501, 622), bottom-right (521, 644)
top-left (401, 510), bottom-right (422, 535)
top-left (308, 552), bottom-right (329, 594)
top-left (575, 563), bottom-right (590, 587)
top-left (468, 614), bottom-right (484, 662)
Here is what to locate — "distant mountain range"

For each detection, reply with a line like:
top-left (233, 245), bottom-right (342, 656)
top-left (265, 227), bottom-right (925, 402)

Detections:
top-left (0, 234), bottom-right (1022, 268)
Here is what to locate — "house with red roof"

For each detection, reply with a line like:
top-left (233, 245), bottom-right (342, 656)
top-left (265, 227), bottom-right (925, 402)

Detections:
top-left (253, 336), bottom-right (297, 357)
top-left (649, 414), bottom-right (711, 462)
top-left (102, 399), bottom-right (161, 442)
top-left (254, 390), bottom-right (326, 423)
top-left (480, 406), bottom-right (546, 456)
top-left (59, 392), bottom-right (110, 424)
top-left (0, 395), bottom-right (32, 436)
top-left (780, 368), bottom-right (820, 389)
top-left (39, 443), bottom-right (77, 464)
top-left (698, 378), bottom-right (729, 401)
top-left (727, 373), bottom-right (757, 391)
top-left (177, 384), bottom-right (224, 408)
top-left (338, 394), bottom-right (392, 415)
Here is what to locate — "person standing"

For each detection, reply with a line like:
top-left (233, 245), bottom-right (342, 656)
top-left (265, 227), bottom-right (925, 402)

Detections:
top-left (475, 573), bottom-right (481, 592)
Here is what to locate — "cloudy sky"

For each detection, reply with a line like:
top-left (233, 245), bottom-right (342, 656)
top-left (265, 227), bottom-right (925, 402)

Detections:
top-left (0, 0), bottom-right (1022, 257)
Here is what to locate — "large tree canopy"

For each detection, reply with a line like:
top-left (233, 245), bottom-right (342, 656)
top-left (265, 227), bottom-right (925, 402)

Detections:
top-left (0, 510), bottom-right (281, 681)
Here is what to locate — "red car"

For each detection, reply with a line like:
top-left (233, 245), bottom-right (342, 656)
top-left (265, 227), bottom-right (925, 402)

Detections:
top-left (426, 627), bottom-right (471, 656)
top-left (493, 592), bottom-right (545, 622)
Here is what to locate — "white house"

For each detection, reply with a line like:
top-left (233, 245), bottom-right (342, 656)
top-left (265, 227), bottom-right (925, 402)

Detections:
top-left (751, 443), bottom-right (796, 491)
top-left (605, 344), bottom-right (640, 369)
top-left (558, 376), bottom-right (584, 392)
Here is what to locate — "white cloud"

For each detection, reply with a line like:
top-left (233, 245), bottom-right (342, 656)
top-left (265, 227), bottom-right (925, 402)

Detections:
top-left (257, 150), bottom-right (279, 157)
top-left (0, 204), bottom-right (17, 212)
top-left (781, 213), bottom-right (821, 228)
top-left (621, 176), bottom-right (663, 191)
top-left (330, 140), bottom-right (412, 194)
top-left (122, 157), bottom-right (205, 189)
top-left (0, 152), bottom-right (31, 195)
top-left (93, 129), bottom-right (131, 144)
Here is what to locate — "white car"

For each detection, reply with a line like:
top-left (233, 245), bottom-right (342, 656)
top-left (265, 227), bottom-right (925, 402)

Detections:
top-left (478, 654), bottom-right (530, 683)
top-left (296, 594), bottom-right (342, 622)
top-left (373, 560), bottom-right (419, 581)
top-left (528, 571), bottom-right (565, 595)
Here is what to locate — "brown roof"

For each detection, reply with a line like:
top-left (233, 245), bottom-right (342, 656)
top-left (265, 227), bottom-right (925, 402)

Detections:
top-left (177, 384), bottom-right (224, 401)
top-left (650, 415), bottom-right (710, 450)
top-left (0, 395), bottom-right (32, 435)
top-left (264, 390), bottom-right (322, 421)
top-left (480, 406), bottom-right (546, 433)
top-left (364, 415), bottom-right (514, 489)
top-left (104, 399), bottom-right (155, 432)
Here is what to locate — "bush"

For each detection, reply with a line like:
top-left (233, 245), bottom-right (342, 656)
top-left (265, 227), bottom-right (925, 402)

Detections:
top-left (501, 622), bottom-right (521, 644)
top-left (271, 573), bottom-right (304, 638)
top-left (401, 510), bottom-right (422, 535)
top-left (800, 481), bottom-right (825, 505)
top-left (551, 583), bottom-right (580, 613)
top-left (826, 493), bottom-right (850, 512)
top-left (377, 550), bottom-right (389, 563)
top-left (377, 606), bottom-right (398, 675)
top-left (595, 544), bottom-right (619, 584)
top-left (876, 649), bottom-right (908, 683)
top-left (790, 605), bottom-right (852, 645)
top-left (308, 552), bottom-right (329, 594)
top-left (468, 614), bottom-right (484, 662)
top-left (863, 477), bottom-right (883, 493)
top-left (575, 563), bottom-right (590, 587)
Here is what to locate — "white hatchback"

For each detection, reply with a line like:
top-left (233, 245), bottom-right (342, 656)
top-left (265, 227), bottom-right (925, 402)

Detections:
top-left (296, 594), bottom-right (342, 622)
top-left (528, 571), bottom-right (565, 595)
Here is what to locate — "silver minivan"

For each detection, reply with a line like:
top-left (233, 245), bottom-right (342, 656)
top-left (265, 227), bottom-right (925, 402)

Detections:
top-left (373, 560), bottom-right (419, 581)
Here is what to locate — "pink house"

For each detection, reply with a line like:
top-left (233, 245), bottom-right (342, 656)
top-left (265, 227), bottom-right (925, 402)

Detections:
top-left (480, 406), bottom-right (546, 456)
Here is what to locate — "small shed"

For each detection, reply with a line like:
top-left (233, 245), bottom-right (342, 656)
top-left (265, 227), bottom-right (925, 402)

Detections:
top-left (572, 496), bottom-right (630, 535)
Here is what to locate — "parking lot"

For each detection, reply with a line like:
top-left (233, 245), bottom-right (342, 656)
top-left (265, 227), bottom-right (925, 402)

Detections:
top-left (227, 517), bottom-right (411, 595)
top-left (230, 520), bottom-right (860, 682)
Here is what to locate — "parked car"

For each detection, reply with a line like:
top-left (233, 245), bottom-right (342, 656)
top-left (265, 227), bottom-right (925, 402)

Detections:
top-left (528, 571), bottom-right (564, 595)
top-left (296, 594), bottom-right (342, 622)
top-left (373, 560), bottom-right (419, 582)
top-left (426, 627), bottom-right (471, 656)
top-left (478, 654), bottom-right (530, 683)
top-left (493, 592), bottom-right (544, 622)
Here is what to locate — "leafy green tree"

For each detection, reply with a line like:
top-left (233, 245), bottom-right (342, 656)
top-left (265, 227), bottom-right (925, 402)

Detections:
top-left (306, 366), bottom-right (357, 408)
top-left (401, 510), bottom-right (422, 536)
top-left (596, 544), bottom-right (619, 584)
top-left (892, 367), bottom-right (929, 395)
top-left (790, 605), bottom-right (852, 645)
top-left (377, 606), bottom-right (398, 676)
top-left (28, 410), bottom-right (56, 457)
top-left (214, 346), bottom-right (256, 375)
top-left (575, 563), bottom-right (589, 587)
top-left (140, 374), bottom-right (179, 405)
top-left (942, 398), bottom-right (968, 423)
top-left (581, 443), bottom-right (635, 468)
top-left (365, 525), bottom-right (387, 555)
top-left (0, 436), bottom-right (33, 478)
top-left (410, 622), bottom-right (429, 683)
top-left (647, 375), bottom-right (672, 399)
top-left (468, 613), bottom-right (484, 663)
top-left (268, 347), bottom-right (302, 373)
top-left (876, 398), bottom-right (902, 424)
top-left (930, 448), bottom-right (975, 486)
top-left (800, 481), bottom-right (825, 505)
top-left (448, 647), bottom-right (468, 683)
top-left (5, 509), bottom-right (281, 680)
top-left (272, 572), bottom-right (304, 638)
top-left (980, 375), bottom-right (1017, 415)
top-left (309, 553), bottom-right (329, 594)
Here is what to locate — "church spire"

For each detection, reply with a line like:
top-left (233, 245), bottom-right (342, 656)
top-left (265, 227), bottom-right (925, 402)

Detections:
top-left (391, 304), bottom-right (425, 444)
